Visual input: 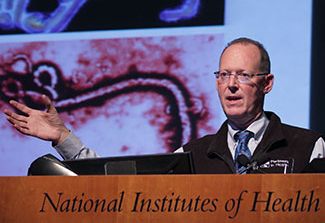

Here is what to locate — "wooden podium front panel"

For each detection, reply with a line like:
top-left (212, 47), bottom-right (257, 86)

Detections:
top-left (0, 174), bottom-right (324, 222)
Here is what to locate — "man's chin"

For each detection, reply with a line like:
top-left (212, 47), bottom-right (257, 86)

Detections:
top-left (225, 111), bottom-right (249, 123)
top-left (225, 110), bottom-right (263, 129)
top-left (224, 110), bottom-right (246, 120)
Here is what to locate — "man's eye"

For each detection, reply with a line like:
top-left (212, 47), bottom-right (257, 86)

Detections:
top-left (240, 73), bottom-right (250, 77)
top-left (220, 72), bottom-right (228, 77)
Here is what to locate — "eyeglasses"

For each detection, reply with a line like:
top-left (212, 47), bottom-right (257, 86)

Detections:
top-left (214, 71), bottom-right (269, 84)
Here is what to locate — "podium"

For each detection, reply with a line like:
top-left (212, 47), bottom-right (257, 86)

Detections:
top-left (0, 174), bottom-right (324, 222)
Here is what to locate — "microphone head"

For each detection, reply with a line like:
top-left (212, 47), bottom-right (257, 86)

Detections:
top-left (237, 154), bottom-right (250, 167)
top-left (28, 154), bottom-right (77, 176)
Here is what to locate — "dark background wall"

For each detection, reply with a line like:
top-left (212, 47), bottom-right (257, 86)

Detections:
top-left (310, 0), bottom-right (325, 136)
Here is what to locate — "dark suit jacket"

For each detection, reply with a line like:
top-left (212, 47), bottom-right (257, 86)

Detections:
top-left (183, 112), bottom-right (323, 174)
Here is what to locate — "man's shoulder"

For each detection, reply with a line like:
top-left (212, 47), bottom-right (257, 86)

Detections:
top-left (183, 134), bottom-right (220, 152)
top-left (281, 123), bottom-right (323, 139)
top-left (184, 134), bottom-right (217, 147)
top-left (184, 119), bottom-right (228, 148)
top-left (266, 111), bottom-right (323, 140)
top-left (182, 134), bottom-right (217, 154)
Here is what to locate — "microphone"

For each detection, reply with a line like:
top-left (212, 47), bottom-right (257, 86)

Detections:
top-left (237, 154), bottom-right (250, 168)
top-left (28, 154), bottom-right (77, 176)
top-left (237, 153), bottom-right (270, 174)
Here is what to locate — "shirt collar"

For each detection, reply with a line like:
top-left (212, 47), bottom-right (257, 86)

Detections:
top-left (227, 112), bottom-right (270, 143)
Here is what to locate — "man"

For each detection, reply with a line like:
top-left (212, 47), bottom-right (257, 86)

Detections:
top-left (4, 37), bottom-right (324, 174)
top-left (180, 38), bottom-right (324, 173)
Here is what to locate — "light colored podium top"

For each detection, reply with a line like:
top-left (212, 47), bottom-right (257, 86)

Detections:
top-left (0, 174), bottom-right (324, 223)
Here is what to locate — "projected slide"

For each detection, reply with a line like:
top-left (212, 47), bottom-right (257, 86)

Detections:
top-left (0, 0), bottom-right (312, 175)
top-left (0, 34), bottom-right (224, 175)
top-left (0, 0), bottom-right (224, 34)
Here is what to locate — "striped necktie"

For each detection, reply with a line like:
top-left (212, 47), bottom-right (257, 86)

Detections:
top-left (234, 130), bottom-right (254, 174)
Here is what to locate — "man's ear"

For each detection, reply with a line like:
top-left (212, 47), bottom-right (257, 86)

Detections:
top-left (263, 74), bottom-right (274, 94)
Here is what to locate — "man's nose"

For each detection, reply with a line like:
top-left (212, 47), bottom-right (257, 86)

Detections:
top-left (228, 75), bottom-right (238, 90)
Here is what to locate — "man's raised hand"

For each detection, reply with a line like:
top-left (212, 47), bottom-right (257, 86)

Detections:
top-left (4, 95), bottom-right (70, 145)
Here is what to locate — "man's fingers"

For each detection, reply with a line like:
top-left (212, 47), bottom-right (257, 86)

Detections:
top-left (14, 124), bottom-right (31, 136)
top-left (6, 115), bottom-right (27, 126)
top-left (9, 100), bottom-right (31, 114)
top-left (41, 95), bottom-right (56, 113)
top-left (5, 115), bottom-right (15, 125)
top-left (4, 109), bottom-right (28, 123)
top-left (6, 115), bottom-right (31, 135)
top-left (42, 95), bottom-right (51, 110)
top-left (3, 109), bottom-right (12, 116)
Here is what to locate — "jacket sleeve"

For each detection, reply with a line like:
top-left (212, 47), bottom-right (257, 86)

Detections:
top-left (54, 131), bottom-right (100, 160)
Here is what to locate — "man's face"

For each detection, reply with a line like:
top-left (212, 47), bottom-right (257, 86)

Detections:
top-left (217, 43), bottom-right (273, 128)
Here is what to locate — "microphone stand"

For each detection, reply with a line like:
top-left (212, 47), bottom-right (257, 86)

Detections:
top-left (238, 155), bottom-right (270, 174)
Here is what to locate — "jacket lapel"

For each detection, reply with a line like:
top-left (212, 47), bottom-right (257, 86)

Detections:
top-left (207, 121), bottom-right (236, 173)
top-left (252, 112), bottom-right (286, 160)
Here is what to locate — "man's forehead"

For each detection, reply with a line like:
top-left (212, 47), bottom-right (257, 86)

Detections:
top-left (222, 42), bottom-right (260, 57)
top-left (219, 43), bottom-right (261, 69)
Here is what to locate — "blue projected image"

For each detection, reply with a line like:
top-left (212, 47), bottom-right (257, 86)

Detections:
top-left (159, 0), bottom-right (200, 23)
top-left (0, 0), bottom-right (87, 33)
top-left (0, 0), bottom-right (224, 34)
